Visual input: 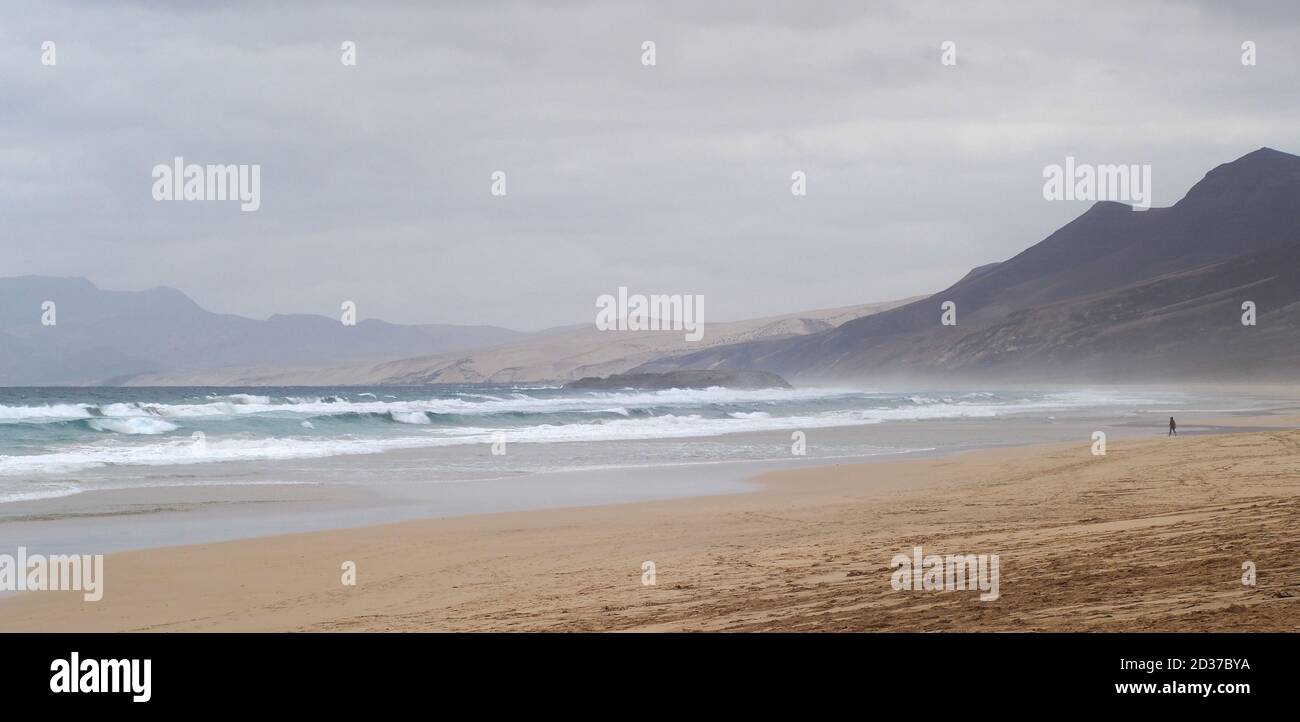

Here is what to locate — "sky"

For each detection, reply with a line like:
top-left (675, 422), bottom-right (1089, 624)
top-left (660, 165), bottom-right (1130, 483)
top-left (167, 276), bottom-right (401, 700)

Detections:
top-left (3, 0), bottom-right (1300, 330)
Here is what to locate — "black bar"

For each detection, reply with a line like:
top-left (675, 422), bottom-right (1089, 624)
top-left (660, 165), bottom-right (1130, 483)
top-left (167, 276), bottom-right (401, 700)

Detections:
top-left (0, 632), bottom-right (1286, 709)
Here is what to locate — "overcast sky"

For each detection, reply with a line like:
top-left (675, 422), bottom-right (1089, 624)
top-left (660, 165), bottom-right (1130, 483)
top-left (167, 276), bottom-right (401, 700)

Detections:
top-left (4, 0), bottom-right (1299, 330)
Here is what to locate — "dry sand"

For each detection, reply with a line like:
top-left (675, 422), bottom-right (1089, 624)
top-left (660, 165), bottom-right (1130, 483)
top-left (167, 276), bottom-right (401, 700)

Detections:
top-left (2, 427), bottom-right (1298, 632)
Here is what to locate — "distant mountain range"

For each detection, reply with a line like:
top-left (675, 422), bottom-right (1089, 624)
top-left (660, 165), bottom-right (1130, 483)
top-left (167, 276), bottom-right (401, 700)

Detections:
top-left (638, 147), bottom-right (1300, 383)
top-left (113, 298), bottom-right (918, 386)
top-left (6, 148), bottom-right (1298, 387)
top-left (0, 277), bottom-right (525, 385)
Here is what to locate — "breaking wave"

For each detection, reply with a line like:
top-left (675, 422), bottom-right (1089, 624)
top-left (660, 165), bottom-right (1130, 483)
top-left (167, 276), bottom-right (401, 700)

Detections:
top-left (0, 386), bottom-right (1195, 479)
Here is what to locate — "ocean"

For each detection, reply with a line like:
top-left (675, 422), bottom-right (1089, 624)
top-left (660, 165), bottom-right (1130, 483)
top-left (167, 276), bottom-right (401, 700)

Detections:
top-left (0, 384), bottom-right (1246, 506)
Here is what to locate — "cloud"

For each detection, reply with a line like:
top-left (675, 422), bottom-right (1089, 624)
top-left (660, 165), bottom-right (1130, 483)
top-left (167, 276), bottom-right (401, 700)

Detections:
top-left (3, 0), bottom-right (1299, 328)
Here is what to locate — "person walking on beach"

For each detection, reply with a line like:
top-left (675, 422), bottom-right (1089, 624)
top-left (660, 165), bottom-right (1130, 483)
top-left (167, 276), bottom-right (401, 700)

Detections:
top-left (1168, 417), bottom-right (1177, 436)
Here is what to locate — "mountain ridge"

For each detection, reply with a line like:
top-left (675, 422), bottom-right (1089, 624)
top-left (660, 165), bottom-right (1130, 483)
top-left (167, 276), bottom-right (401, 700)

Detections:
top-left (7, 148), bottom-right (1297, 386)
top-left (115, 297), bottom-right (922, 386)
top-left (0, 276), bottom-right (527, 385)
top-left (635, 147), bottom-right (1300, 382)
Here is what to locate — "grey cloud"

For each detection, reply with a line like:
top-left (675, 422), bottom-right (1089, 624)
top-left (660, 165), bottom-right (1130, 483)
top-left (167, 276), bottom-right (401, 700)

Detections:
top-left (2, 0), bottom-right (1299, 328)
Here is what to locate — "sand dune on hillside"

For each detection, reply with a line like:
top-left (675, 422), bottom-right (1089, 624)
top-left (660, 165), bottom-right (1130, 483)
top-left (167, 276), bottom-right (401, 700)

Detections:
top-left (123, 297), bottom-right (920, 386)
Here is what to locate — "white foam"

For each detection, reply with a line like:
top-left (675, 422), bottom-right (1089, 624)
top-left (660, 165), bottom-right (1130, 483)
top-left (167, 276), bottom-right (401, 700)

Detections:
top-left (388, 411), bottom-right (431, 425)
top-left (87, 418), bottom-right (178, 435)
top-left (0, 403), bottom-right (95, 422)
top-left (0, 483), bottom-right (83, 503)
top-left (582, 407), bottom-right (631, 416)
top-left (0, 388), bottom-right (1207, 478)
top-left (0, 387), bottom-right (1193, 427)
top-left (208, 393), bottom-right (271, 404)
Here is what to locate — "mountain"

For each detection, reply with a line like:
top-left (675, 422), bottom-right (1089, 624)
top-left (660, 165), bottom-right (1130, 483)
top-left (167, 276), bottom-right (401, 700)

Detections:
top-left (15, 148), bottom-right (1295, 387)
top-left (637, 148), bottom-right (1300, 382)
top-left (0, 277), bottom-right (526, 385)
top-left (117, 297), bottom-right (919, 386)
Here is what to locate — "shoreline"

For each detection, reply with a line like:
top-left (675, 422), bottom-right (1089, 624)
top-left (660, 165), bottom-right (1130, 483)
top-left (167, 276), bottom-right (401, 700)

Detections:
top-left (2, 422), bottom-right (1297, 631)
top-left (5, 408), bottom-right (1293, 556)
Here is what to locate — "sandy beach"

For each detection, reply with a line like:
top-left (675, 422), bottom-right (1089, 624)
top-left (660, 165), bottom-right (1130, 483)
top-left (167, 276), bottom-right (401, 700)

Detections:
top-left (3, 413), bottom-right (1297, 632)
